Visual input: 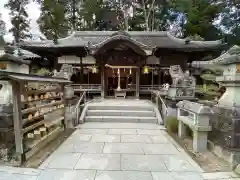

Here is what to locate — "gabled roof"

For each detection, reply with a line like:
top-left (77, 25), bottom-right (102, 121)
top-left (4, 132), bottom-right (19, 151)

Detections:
top-left (20, 31), bottom-right (226, 51)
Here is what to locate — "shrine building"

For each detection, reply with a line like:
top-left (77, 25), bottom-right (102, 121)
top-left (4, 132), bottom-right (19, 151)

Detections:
top-left (18, 31), bottom-right (227, 98)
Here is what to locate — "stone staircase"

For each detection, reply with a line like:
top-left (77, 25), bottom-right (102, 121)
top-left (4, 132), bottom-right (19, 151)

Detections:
top-left (82, 99), bottom-right (160, 124)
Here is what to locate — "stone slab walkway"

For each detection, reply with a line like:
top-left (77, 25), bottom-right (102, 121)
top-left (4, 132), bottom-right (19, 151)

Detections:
top-left (0, 122), bottom-right (239, 180)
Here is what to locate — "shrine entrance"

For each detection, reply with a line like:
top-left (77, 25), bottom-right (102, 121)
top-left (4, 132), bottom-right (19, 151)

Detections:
top-left (105, 65), bottom-right (137, 98)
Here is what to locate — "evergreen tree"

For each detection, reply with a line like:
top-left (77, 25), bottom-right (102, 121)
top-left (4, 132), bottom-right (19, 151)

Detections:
top-left (172, 0), bottom-right (223, 40)
top-left (219, 0), bottom-right (240, 45)
top-left (0, 13), bottom-right (6, 45)
top-left (129, 0), bottom-right (177, 31)
top-left (37, 0), bottom-right (70, 42)
top-left (5, 0), bottom-right (31, 43)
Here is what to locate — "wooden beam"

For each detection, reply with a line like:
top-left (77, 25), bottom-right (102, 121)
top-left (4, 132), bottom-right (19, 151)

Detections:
top-left (12, 81), bottom-right (25, 164)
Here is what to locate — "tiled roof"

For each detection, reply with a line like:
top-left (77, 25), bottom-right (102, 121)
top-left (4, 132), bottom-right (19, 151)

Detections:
top-left (192, 45), bottom-right (240, 67)
top-left (20, 31), bottom-right (225, 51)
top-left (0, 46), bottom-right (40, 64)
top-left (0, 70), bottom-right (71, 83)
top-left (0, 53), bottom-right (31, 65)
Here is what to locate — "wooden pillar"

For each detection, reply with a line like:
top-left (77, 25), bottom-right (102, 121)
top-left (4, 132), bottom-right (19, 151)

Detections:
top-left (158, 69), bottom-right (161, 85)
top-left (101, 66), bottom-right (105, 98)
top-left (12, 81), bottom-right (24, 164)
top-left (136, 68), bottom-right (140, 99)
top-left (80, 57), bottom-right (84, 84)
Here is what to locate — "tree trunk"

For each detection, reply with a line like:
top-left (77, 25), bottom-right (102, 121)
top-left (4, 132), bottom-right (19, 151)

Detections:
top-left (141, 0), bottom-right (156, 31)
top-left (125, 17), bottom-right (129, 31)
top-left (151, 10), bottom-right (155, 31)
top-left (141, 0), bottom-right (148, 31)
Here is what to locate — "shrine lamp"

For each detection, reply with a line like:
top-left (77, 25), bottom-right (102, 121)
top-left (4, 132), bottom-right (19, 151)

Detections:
top-left (92, 65), bottom-right (98, 73)
top-left (143, 65), bottom-right (149, 74)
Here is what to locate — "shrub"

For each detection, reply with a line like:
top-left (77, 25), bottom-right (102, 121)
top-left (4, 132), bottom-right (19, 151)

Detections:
top-left (36, 68), bottom-right (50, 76)
top-left (166, 117), bottom-right (178, 133)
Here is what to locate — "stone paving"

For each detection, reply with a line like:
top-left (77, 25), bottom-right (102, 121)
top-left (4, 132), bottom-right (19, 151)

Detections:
top-left (0, 122), bottom-right (239, 180)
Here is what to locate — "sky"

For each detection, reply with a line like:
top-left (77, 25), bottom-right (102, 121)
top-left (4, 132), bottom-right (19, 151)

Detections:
top-left (0, 0), bottom-right (41, 42)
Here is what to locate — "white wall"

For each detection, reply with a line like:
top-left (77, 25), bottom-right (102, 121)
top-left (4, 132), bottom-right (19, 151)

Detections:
top-left (1, 61), bottom-right (29, 74)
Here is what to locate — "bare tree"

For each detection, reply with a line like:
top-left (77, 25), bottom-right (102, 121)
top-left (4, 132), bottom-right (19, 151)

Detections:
top-left (140, 0), bottom-right (156, 31)
top-left (0, 13), bottom-right (6, 36)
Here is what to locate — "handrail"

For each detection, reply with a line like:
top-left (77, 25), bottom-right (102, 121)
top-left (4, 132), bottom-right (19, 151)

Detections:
top-left (157, 93), bottom-right (168, 117)
top-left (151, 91), bottom-right (168, 125)
top-left (75, 91), bottom-right (86, 125)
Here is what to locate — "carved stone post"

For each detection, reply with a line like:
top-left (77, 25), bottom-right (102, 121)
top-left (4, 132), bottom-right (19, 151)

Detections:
top-left (64, 85), bottom-right (75, 128)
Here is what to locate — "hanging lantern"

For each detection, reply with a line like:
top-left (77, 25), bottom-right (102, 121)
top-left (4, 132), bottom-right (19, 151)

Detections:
top-left (143, 66), bottom-right (149, 74)
top-left (92, 65), bottom-right (98, 73)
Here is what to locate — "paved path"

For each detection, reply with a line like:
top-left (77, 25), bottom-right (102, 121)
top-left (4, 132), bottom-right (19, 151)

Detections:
top-left (0, 122), bottom-right (239, 180)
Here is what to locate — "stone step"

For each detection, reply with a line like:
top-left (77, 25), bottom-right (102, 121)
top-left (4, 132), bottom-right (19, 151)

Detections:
top-left (87, 105), bottom-right (154, 111)
top-left (86, 110), bottom-right (156, 117)
top-left (84, 116), bottom-right (158, 123)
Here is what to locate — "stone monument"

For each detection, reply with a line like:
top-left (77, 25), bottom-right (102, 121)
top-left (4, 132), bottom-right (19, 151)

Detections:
top-left (53, 64), bottom-right (74, 80)
top-left (167, 65), bottom-right (196, 100)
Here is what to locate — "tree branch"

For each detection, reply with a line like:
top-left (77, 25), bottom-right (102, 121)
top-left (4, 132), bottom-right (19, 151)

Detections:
top-left (147, 0), bottom-right (156, 20)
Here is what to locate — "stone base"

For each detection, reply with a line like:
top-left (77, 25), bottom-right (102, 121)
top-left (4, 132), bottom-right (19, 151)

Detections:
top-left (193, 131), bottom-right (208, 152)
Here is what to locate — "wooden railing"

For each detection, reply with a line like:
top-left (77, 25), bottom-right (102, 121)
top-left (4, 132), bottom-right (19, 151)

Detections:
top-left (72, 83), bottom-right (167, 94)
top-left (72, 84), bottom-right (101, 92)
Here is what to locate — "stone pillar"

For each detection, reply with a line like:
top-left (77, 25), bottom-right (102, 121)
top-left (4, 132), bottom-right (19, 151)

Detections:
top-left (136, 68), bottom-right (140, 99)
top-left (178, 121), bottom-right (186, 138)
top-left (64, 85), bottom-right (75, 128)
top-left (193, 131), bottom-right (208, 152)
top-left (101, 66), bottom-right (105, 98)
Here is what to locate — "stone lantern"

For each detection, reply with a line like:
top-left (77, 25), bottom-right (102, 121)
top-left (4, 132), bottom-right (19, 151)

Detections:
top-left (211, 45), bottom-right (240, 107)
